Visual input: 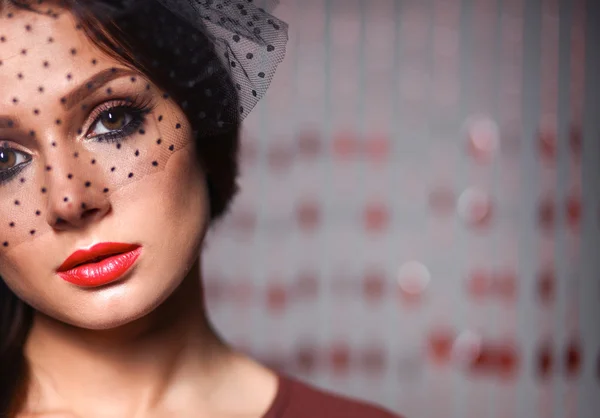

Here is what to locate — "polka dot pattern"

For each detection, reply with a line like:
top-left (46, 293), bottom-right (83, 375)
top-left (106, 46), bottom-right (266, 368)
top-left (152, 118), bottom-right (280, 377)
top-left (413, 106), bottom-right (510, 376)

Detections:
top-left (0, 0), bottom-right (287, 249)
top-left (111, 0), bottom-right (289, 136)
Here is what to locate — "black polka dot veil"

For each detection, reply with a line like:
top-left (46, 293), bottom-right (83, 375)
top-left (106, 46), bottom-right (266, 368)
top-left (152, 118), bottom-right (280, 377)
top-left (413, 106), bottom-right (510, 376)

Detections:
top-left (0, 0), bottom-right (288, 250)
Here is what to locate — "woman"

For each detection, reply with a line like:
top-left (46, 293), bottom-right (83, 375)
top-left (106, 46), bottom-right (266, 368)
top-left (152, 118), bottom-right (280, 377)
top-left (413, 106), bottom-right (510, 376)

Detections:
top-left (0, 1), bottom-right (403, 417)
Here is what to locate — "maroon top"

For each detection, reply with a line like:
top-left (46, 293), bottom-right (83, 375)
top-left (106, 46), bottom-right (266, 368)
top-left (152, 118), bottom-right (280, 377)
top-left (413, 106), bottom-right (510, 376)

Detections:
top-left (262, 374), bottom-right (404, 418)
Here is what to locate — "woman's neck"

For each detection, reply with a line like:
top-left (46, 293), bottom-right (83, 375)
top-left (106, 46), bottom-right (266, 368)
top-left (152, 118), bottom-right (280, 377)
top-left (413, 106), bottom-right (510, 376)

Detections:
top-left (21, 258), bottom-right (277, 417)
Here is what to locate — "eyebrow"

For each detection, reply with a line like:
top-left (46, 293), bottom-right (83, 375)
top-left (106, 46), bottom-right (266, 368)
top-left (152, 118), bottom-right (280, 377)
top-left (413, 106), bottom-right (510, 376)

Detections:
top-left (0, 117), bottom-right (18, 129)
top-left (61, 67), bottom-right (139, 110)
top-left (0, 68), bottom-right (139, 129)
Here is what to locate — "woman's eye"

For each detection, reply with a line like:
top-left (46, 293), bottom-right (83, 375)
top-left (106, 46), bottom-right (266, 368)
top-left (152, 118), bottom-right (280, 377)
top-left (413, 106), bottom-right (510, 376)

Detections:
top-left (0, 147), bottom-right (31, 171)
top-left (88, 107), bottom-right (133, 138)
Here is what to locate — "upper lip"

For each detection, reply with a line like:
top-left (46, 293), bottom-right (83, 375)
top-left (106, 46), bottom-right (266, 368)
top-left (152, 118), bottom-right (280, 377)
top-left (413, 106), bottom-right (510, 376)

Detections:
top-left (57, 242), bottom-right (141, 272)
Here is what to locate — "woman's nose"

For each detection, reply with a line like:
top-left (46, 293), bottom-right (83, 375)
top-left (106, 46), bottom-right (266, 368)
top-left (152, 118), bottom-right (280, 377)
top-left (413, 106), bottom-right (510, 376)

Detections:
top-left (43, 158), bottom-right (112, 231)
top-left (47, 196), bottom-right (111, 230)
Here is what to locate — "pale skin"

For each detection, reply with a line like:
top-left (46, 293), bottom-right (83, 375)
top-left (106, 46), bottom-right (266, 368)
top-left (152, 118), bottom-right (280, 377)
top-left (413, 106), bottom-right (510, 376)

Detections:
top-left (0, 8), bottom-right (278, 418)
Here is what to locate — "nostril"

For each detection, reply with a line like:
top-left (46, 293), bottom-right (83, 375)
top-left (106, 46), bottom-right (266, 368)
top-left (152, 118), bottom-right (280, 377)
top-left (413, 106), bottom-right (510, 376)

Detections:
top-left (81, 208), bottom-right (100, 220)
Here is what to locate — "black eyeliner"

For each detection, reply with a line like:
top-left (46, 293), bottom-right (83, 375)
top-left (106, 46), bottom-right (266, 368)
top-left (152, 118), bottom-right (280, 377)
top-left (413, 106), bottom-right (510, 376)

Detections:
top-left (0, 160), bottom-right (29, 185)
top-left (91, 106), bottom-right (147, 143)
top-left (88, 95), bottom-right (155, 143)
top-left (0, 98), bottom-right (153, 185)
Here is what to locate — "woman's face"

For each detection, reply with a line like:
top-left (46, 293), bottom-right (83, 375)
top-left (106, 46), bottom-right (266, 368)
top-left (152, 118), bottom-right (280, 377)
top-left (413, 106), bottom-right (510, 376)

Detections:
top-left (0, 9), bottom-right (210, 329)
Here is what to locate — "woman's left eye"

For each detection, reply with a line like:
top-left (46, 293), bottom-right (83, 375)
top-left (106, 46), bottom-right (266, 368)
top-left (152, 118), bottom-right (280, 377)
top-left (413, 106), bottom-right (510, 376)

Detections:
top-left (87, 107), bottom-right (134, 138)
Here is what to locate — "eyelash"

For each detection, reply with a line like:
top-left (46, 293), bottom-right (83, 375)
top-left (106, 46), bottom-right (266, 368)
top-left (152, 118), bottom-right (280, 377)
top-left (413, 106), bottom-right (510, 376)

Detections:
top-left (0, 96), bottom-right (155, 185)
top-left (0, 156), bottom-right (30, 185)
top-left (85, 96), bottom-right (155, 143)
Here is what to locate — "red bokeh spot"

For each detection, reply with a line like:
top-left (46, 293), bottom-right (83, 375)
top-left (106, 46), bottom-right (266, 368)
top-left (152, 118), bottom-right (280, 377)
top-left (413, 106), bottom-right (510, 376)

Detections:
top-left (494, 343), bottom-right (519, 380)
top-left (364, 134), bottom-right (390, 162)
top-left (536, 269), bottom-right (555, 304)
top-left (362, 270), bottom-right (386, 302)
top-left (468, 343), bottom-right (494, 375)
top-left (566, 194), bottom-right (582, 230)
top-left (564, 340), bottom-right (582, 378)
top-left (537, 197), bottom-right (555, 231)
top-left (467, 268), bottom-right (490, 299)
top-left (538, 129), bottom-right (556, 161)
top-left (297, 130), bottom-right (322, 159)
top-left (492, 269), bottom-right (517, 302)
top-left (295, 343), bottom-right (319, 374)
top-left (333, 131), bottom-right (358, 159)
top-left (329, 343), bottom-right (352, 375)
top-left (428, 328), bottom-right (455, 365)
top-left (364, 203), bottom-right (389, 233)
top-left (296, 199), bottom-right (321, 232)
top-left (266, 283), bottom-right (288, 313)
top-left (536, 342), bottom-right (553, 380)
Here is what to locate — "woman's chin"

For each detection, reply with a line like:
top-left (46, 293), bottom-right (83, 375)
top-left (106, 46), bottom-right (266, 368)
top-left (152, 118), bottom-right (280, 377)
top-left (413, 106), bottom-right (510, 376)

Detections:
top-left (36, 281), bottom-right (179, 332)
top-left (48, 304), bottom-right (156, 332)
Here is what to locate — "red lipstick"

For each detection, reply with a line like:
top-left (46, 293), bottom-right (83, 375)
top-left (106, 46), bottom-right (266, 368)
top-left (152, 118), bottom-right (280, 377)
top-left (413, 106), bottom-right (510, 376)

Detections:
top-left (57, 242), bottom-right (142, 288)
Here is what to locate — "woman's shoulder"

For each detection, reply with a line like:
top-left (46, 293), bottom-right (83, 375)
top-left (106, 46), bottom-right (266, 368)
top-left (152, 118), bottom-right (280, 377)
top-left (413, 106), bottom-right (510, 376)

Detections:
top-left (262, 373), bottom-right (404, 418)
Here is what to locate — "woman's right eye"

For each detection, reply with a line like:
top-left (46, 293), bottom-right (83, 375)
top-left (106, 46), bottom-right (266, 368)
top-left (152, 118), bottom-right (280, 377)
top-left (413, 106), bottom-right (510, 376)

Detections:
top-left (0, 147), bottom-right (32, 179)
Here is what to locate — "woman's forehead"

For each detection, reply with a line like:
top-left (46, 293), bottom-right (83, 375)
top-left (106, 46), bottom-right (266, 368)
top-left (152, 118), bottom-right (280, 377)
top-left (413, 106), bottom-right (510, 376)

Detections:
top-left (1, 9), bottom-right (82, 57)
top-left (0, 10), bottom-right (122, 110)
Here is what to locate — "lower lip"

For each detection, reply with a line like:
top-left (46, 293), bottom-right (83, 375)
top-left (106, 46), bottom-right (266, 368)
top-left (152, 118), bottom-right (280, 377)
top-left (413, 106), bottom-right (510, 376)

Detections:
top-left (58, 247), bottom-right (142, 288)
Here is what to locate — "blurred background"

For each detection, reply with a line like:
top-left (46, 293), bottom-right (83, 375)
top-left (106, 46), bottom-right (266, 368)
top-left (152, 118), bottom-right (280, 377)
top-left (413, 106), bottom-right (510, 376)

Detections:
top-left (202, 0), bottom-right (600, 417)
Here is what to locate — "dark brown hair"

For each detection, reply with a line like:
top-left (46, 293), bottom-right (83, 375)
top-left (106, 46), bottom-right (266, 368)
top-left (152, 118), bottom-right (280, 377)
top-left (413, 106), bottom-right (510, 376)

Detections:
top-left (0, 1), bottom-right (241, 416)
